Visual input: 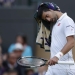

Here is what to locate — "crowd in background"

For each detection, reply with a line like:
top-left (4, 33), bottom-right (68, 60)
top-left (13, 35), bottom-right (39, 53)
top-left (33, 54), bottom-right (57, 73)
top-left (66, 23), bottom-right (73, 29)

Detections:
top-left (0, 0), bottom-right (33, 7)
top-left (0, 0), bottom-right (47, 74)
top-left (0, 0), bottom-right (16, 7)
top-left (0, 34), bottom-right (47, 75)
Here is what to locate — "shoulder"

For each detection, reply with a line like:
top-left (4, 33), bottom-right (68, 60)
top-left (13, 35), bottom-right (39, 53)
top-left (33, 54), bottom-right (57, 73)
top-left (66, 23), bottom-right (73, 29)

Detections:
top-left (63, 15), bottom-right (75, 24)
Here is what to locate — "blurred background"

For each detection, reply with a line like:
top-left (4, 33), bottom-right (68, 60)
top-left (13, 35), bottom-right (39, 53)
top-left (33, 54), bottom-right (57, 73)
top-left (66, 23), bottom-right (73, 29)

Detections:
top-left (0, 0), bottom-right (75, 75)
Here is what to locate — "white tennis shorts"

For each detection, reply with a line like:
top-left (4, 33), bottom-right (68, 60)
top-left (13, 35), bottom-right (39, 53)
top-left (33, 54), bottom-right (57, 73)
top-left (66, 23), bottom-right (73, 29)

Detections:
top-left (45, 65), bottom-right (75, 75)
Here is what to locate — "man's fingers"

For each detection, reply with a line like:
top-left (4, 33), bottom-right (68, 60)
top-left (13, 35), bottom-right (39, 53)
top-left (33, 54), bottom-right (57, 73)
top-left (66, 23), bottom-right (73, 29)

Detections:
top-left (47, 56), bottom-right (59, 65)
top-left (47, 59), bottom-right (57, 65)
top-left (52, 60), bottom-right (56, 65)
top-left (47, 59), bottom-right (53, 65)
top-left (51, 60), bottom-right (56, 65)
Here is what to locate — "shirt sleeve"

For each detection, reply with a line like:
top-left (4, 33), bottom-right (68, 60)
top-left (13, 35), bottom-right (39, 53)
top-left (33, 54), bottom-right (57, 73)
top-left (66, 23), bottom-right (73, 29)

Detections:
top-left (64, 18), bottom-right (75, 37)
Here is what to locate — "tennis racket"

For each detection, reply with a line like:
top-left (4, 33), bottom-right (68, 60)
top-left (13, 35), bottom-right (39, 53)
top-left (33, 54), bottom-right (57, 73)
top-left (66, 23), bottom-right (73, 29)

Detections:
top-left (17, 56), bottom-right (74, 68)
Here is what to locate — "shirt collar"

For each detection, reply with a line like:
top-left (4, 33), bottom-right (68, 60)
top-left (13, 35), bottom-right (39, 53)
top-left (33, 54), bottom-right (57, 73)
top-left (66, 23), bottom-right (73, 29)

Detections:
top-left (57, 13), bottom-right (67, 21)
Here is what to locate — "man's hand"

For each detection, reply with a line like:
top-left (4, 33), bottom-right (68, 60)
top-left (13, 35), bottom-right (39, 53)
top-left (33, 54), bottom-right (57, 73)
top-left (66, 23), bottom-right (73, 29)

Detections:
top-left (47, 56), bottom-right (59, 66)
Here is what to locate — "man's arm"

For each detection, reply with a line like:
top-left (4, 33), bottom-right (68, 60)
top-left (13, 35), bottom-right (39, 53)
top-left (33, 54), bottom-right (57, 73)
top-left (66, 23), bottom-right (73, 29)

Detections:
top-left (48, 35), bottom-right (74, 65)
top-left (48, 36), bottom-right (74, 65)
top-left (61, 36), bottom-right (74, 55)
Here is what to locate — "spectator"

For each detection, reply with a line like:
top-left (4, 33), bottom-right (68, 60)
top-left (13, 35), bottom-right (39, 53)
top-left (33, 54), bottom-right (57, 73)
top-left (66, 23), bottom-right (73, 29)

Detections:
top-left (8, 34), bottom-right (32, 57)
top-left (0, 55), bottom-right (6, 75)
top-left (13, 43), bottom-right (24, 58)
top-left (3, 53), bottom-right (22, 75)
top-left (25, 69), bottom-right (34, 75)
top-left (3, 0), bottom-right (15, 7)
top-left (8, 70), bottom-right (18, 75)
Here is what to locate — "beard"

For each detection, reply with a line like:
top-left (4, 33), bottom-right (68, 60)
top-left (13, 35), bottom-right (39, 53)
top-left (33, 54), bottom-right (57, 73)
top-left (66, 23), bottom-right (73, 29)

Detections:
top-left (53, 15), bottom-right (58, 23)
top-left (48, 15), bottom-right (58, 32)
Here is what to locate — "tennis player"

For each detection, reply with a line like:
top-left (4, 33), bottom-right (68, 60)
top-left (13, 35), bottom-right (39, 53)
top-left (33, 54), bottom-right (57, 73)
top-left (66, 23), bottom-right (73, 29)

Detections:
top-left (36, 2), bottom-right (75, 75)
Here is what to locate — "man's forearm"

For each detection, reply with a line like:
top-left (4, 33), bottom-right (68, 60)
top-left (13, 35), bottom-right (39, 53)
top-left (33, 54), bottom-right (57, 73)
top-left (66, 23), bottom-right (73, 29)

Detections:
top-left (61, 40), bottom-right (74, 55)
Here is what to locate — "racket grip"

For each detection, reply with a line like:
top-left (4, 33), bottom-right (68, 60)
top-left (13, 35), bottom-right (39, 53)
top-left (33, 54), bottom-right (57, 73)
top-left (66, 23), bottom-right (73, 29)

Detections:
top-left (58, 61), bottom-right (74, 65)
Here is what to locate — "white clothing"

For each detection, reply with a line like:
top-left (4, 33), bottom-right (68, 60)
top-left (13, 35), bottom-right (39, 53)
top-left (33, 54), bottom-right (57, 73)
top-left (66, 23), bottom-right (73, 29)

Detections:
top-left (46, 13), bottom-right (75, 75)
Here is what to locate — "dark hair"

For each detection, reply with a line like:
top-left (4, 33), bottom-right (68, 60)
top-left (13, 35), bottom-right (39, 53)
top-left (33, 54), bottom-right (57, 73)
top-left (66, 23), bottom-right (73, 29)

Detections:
top-left (37, 4), bottom-right (50, 20)
top-left (16, 33), bottom-right (27, 44)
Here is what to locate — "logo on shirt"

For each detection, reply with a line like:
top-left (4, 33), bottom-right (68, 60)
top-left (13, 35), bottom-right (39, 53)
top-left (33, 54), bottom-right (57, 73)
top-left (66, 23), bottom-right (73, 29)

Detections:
top-left (58, 23), bottom-right (61, 26)
top-left (66, 25), bottom-right (74, 31)
top-left (66, 25), bottom-right (74, 28)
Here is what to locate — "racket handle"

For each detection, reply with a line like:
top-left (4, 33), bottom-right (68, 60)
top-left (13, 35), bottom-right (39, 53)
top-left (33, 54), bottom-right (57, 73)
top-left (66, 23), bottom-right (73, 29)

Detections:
top-left (58, 61), bottom-right (74, 65)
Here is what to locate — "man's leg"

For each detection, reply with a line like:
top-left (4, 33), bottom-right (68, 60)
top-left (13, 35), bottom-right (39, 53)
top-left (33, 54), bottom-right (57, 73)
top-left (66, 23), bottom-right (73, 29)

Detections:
top-left (53, 69), bottom-right (67, 75)
top-left (45, 66), bottom-right (68, 75)
top-left (45, 66), bottom-right (75, 75)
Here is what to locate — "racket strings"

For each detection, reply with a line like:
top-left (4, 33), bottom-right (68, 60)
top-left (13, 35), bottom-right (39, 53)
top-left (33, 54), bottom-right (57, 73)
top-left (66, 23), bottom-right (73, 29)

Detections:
top-left (19, 58), bottom-right (45, 66)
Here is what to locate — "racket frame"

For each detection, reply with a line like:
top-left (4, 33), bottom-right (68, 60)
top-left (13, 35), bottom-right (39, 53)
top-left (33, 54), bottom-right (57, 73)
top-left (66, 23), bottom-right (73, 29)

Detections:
top-left (17, 56), bottom-right (48, 68)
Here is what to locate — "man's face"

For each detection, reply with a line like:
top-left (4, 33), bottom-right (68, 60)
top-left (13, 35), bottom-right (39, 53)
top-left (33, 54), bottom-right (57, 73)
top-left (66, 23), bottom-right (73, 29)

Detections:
top-left (16, 36), bottom-right (23, 44)
top-left (42, 10), bottom-right (57, 23)
top-left (14, 50), bottom-right (23, 58)
top-left (8, 53), bottom-right (17, 65)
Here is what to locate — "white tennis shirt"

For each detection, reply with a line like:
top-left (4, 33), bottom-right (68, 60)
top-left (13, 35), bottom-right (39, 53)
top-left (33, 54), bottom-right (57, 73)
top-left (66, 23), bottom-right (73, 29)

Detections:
top-left (50, 13), bottom-right (75, 69)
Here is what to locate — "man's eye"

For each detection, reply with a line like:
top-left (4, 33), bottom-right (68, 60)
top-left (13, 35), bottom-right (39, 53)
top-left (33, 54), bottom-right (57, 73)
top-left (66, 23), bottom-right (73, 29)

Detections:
top-left (46, 15), bottom-right (49, 17)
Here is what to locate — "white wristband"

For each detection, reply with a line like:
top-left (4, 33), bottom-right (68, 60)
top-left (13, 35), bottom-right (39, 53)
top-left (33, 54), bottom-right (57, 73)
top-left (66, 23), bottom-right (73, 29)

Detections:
top-left (55, 52), bottom-right (64, 59)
